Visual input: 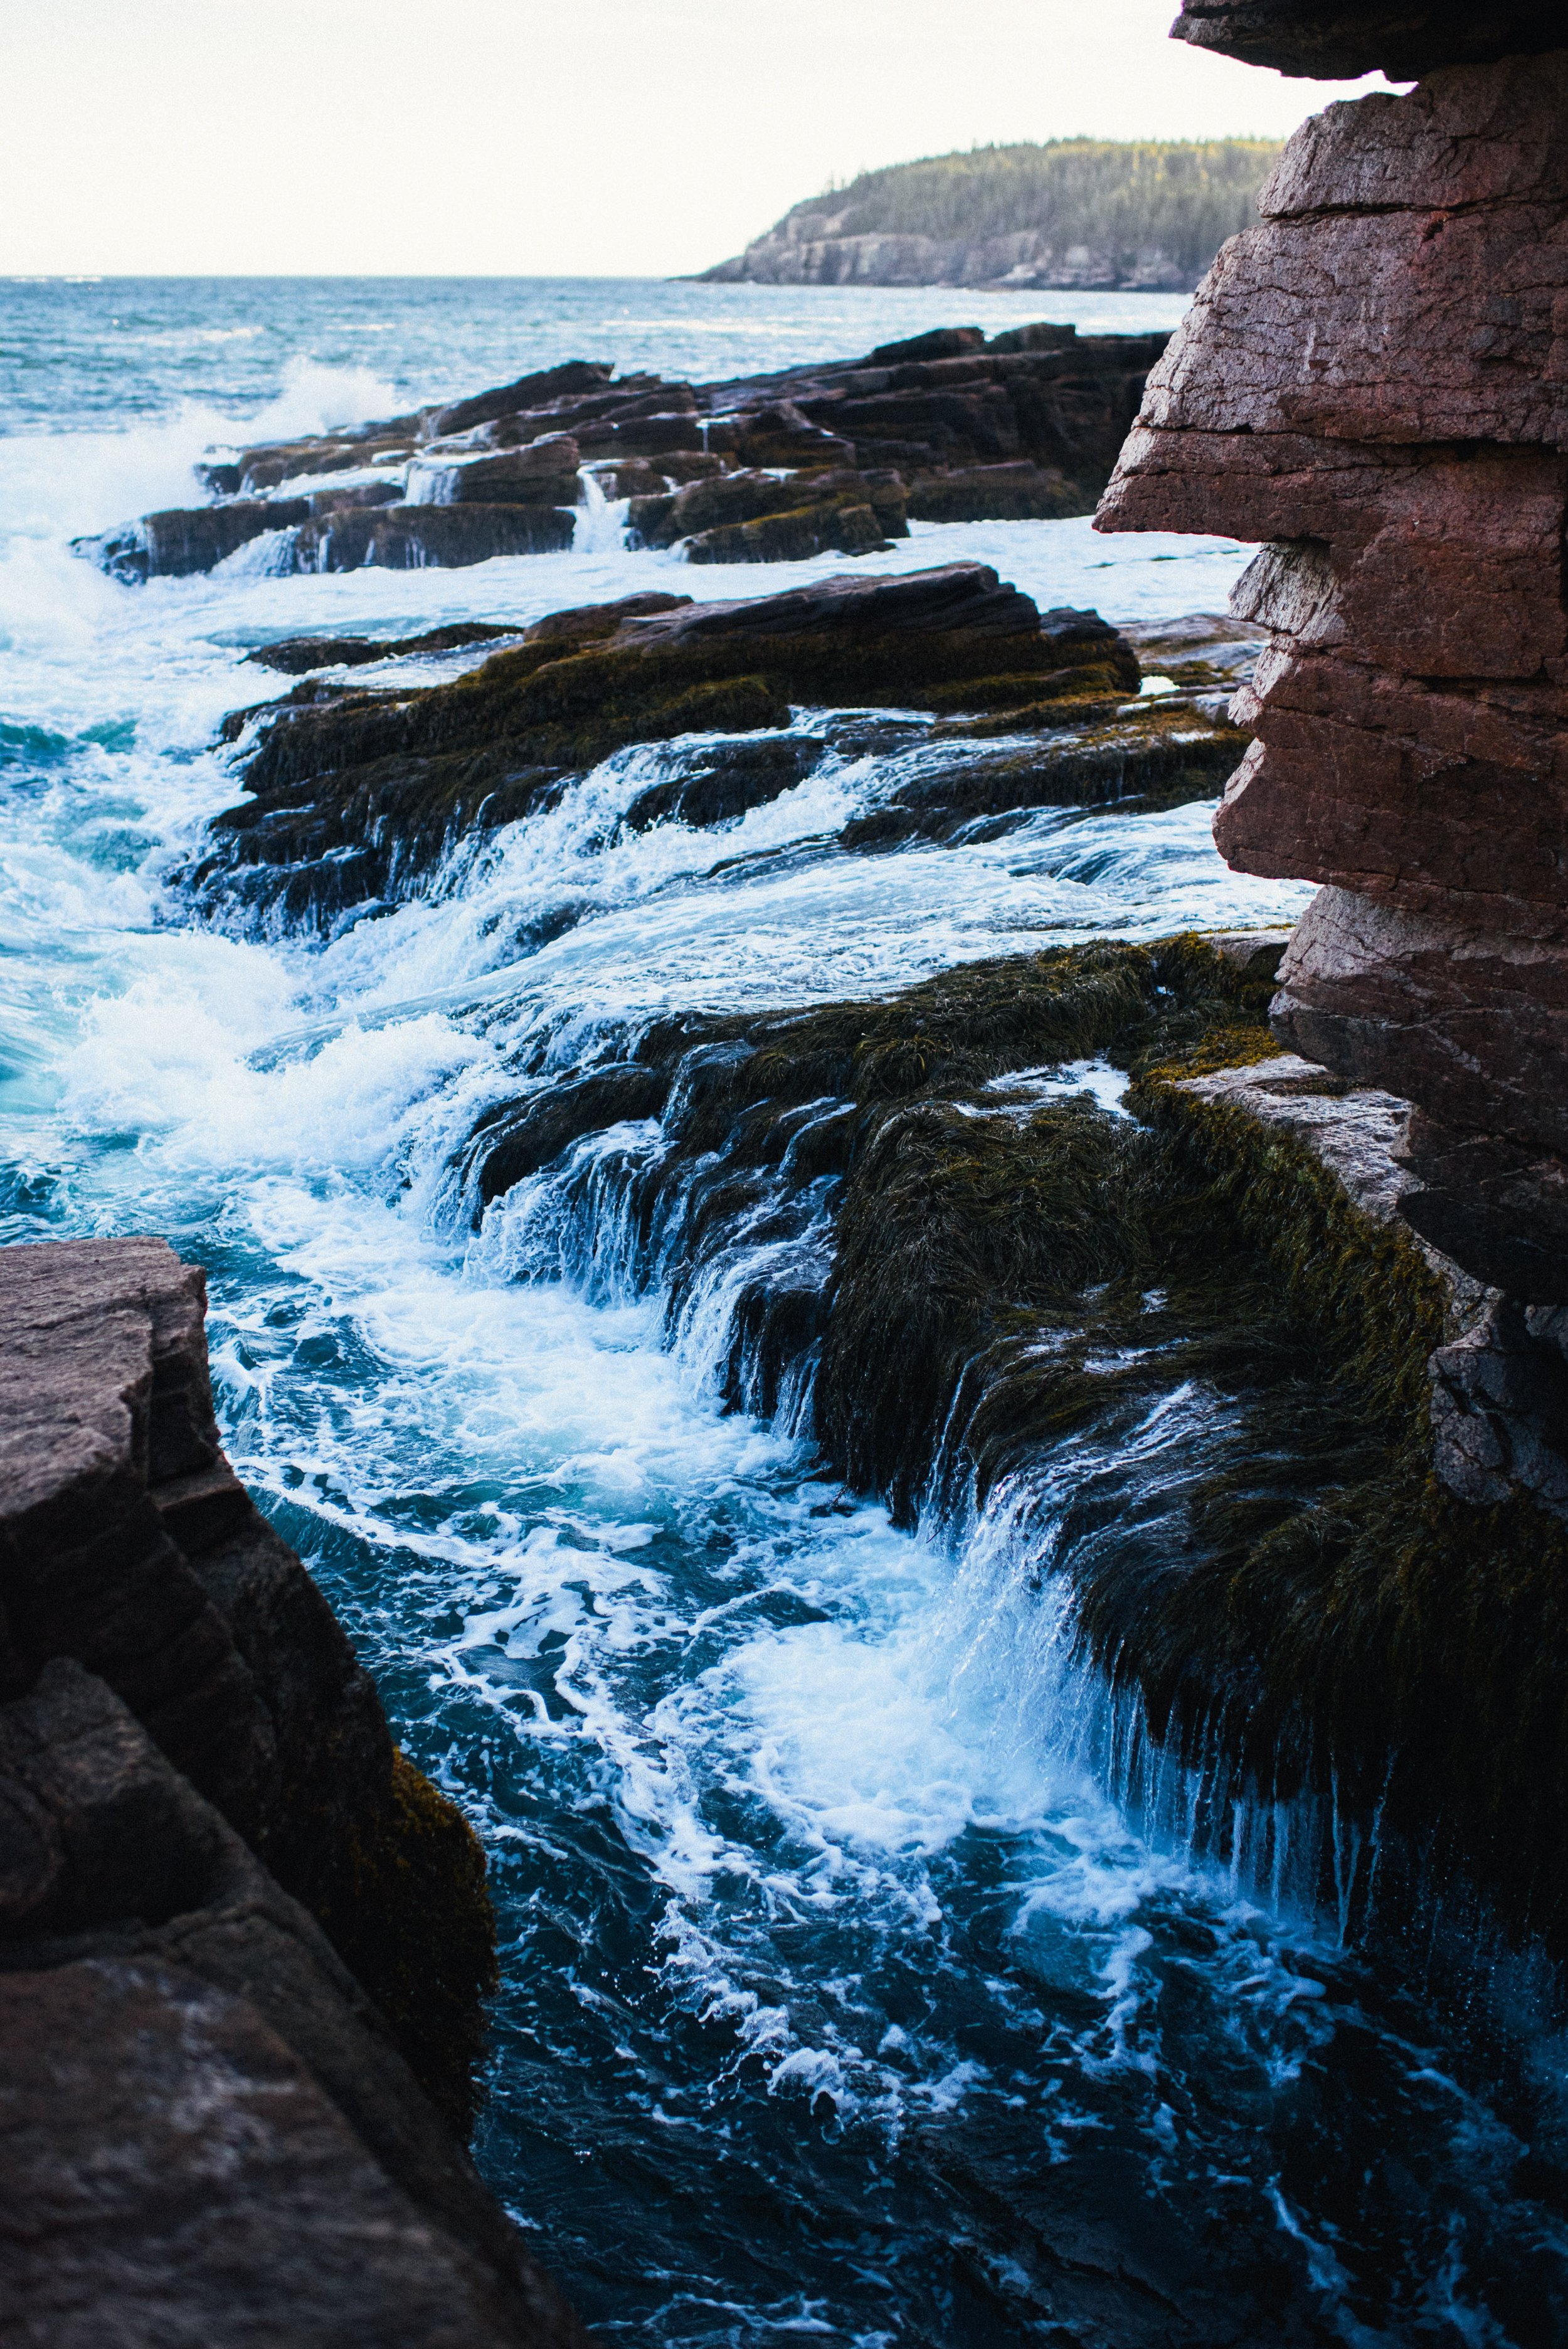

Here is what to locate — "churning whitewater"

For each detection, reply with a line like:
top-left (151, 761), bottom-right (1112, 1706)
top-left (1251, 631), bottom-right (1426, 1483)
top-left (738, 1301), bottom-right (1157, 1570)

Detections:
top-left (3, 280), bottom-right (1565, 2346)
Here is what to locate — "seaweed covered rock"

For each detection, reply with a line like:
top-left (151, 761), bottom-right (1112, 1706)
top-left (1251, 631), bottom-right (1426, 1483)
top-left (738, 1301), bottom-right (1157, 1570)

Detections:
top-left (292, 502), bottom-right (577, 572)
top-left (75, 322), bottom-right (1169, 579)
top-left (193, 566), bottom-right (1146, 926)
top-left (459, 935), bottom-right (1568, 1968)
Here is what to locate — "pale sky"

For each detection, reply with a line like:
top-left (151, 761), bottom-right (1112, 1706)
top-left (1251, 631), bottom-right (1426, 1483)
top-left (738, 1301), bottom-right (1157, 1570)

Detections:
top-left (0, 0), bottom-right (1393, 276)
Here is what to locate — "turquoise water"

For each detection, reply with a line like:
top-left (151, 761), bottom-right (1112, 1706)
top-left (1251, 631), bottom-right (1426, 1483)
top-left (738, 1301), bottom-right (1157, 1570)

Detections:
top-left (2, 277), bottom-right (1565, 2345)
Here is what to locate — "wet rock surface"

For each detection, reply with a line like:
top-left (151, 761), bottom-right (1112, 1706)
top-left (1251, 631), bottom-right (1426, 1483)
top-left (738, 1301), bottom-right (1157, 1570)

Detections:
top-left (0, 1236), bottom-right (588, 2346)
top-left (74, 324), bottom-right (1168, 578)
top-left (1097, 38), bottom-right (1568, 1306)
top-left (453, 934), bottom-right (1568, 2004)
top-left (188, 564), bottom-right (1242, 930)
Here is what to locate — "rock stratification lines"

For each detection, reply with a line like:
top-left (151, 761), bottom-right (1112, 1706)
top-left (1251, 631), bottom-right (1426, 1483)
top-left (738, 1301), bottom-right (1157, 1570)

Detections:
top-left (1097, 21), bottom-right (1568, 1359)
top-left (0, 1238), bottom-right (586, 2347)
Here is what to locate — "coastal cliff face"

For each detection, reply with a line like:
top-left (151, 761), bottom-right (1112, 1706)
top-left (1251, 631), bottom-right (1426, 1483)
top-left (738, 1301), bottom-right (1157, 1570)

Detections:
top-left (1097, 23), bottom-right (1568, 1354)
top-left (0, 1238), bottom-right (587, 2348)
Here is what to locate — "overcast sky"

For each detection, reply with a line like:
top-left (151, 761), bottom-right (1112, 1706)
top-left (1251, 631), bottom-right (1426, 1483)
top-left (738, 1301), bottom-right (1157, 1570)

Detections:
top-left (0, 0), bottom-right (1392, 276)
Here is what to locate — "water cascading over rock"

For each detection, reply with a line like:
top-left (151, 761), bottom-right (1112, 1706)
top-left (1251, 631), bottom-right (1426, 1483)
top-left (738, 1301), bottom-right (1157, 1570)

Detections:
top-left (1096, 1), bottom-right (1568, 1496)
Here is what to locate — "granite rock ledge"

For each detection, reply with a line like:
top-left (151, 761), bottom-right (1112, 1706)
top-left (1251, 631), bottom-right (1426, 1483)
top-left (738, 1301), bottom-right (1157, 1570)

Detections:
top-left (1096, 14), bottom-right (1568, 1317)
top-left (0, 1235), bottom-right (589, 2349)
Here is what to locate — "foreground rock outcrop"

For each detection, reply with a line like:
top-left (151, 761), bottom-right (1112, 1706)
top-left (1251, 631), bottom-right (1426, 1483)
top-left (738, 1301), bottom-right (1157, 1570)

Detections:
top-left (1096, 18), bottom-right (1568, 1313)
top-left (74, 325), bottom-right (1167, 580)
top-left (455, 934), bottom-right (1568, 1959)
top-left (0, 1237), bottom-right (588, 2347)
top-left (193, 564), bottom-right (1251, 929)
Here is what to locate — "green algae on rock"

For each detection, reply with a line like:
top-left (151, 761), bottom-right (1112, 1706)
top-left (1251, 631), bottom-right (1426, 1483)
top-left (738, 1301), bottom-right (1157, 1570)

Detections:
top-left (192, 565), bottom-right (1247, 931)
top-left (461, 934), bottom-right (1568, 1964)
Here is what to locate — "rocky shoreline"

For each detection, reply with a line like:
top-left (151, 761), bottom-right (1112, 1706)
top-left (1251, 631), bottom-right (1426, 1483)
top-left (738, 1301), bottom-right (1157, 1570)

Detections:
top-left (73, 324), bottom-right (1165, 582)
top-left (13, 0), bottom-right (1568, 2330)
top-left (0, 1238), bottom-right (589, 2346)
top-left (191, 561), bottom-right (1249, 932)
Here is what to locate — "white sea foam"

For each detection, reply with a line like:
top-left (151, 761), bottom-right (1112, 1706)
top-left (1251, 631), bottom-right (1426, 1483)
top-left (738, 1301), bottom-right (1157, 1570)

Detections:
top-left (3, 338), bottom-right (1552, 2336)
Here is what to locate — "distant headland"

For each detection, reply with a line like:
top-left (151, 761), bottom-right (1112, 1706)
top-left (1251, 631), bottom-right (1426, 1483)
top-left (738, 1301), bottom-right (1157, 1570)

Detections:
top-left (698, 137), bottom-right (1283, 294)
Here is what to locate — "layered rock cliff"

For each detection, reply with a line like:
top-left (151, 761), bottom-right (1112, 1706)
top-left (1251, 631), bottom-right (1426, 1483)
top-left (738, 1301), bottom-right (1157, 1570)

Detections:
top-left (0, 1237), bottom-right (587, 2347)
top-left (1096, 6), bottom-right (1568, 1482)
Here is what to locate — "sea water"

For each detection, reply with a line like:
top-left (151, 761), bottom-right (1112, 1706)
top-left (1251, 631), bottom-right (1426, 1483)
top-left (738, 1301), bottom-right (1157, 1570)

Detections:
top-left (3, 277), bottom-right (1565, 2345)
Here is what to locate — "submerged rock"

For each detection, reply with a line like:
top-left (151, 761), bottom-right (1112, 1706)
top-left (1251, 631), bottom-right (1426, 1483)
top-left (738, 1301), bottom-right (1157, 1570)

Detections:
top-left (248, 622), bottom-right (527, 676)
top-left (0, 1235), bottom-right (588, 2344)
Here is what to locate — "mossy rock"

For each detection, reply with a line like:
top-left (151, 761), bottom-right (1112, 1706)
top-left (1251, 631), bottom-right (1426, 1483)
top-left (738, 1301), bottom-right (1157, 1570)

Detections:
top-left (464, 930), bottom-right (1568, 1960)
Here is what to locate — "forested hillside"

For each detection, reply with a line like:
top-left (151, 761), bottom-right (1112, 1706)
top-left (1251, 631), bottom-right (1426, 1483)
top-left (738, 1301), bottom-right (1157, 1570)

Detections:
top-left (702, 138), bottom-right (1283, 291)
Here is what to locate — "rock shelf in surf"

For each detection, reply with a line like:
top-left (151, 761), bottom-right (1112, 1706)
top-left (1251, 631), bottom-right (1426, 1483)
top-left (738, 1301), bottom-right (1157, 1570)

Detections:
top-left (0, 1238), bottom-right (588, 2345)
top-left (457, 933), bottom-right (1568, 1969)
top-left (191, 564), bottom-right (1252, 930)
top-left (73, 323), bottom-right (1168, 580)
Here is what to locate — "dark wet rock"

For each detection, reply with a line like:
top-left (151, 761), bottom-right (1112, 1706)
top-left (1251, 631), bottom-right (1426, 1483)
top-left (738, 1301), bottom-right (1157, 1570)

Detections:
top-left (704, 401), bottom-right (856, 469)
top-left (194, 566), bottom-right (1141, 926)
top-left (426, 359), bottom-right (612, 438)
top-left (0, 1237), bottom-right (495, 2124)
top-left (306, 479), bottom-right (403, 516)
top-left (869, 327), bottom-right (988, 365)
top-left (0, 1670), bottom-right (588, 2349)
top-left (1396, 1111), bottom-right (1568, 1307)
top-left (619, 734), bottom-right (825, 834)
top-left (457, 939), bottom-right (1568, 1978)
top-left (406, 435), bottom-right (583, 507)
top-left (684, 498), bottom-right (889, 565)
top-left (904, 460), bottom-right (1083, 522)
top-left (237, 438), bottom-right (418, 495)
top-left (73, 499), bottom-right (310, 583)
top-left (0, 1235), bottom-right (588, 2342)
top-left (81, 326), bottom-right (1170, 580)
top-left (292, 502), bottom-right (576, 571)
top-left (839, 706), bottom-right (1250, 851)
top-left (588, 452), bottom-right (728, 498)
top-left (248, 623), bottom-right (526, 676)
top-left (628, 466), bottom-right (908, 551)
top-left (469, 1068), bottom-right (672, 1204)
top-left (1429, 1301), bottom-right (1568, 1514)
